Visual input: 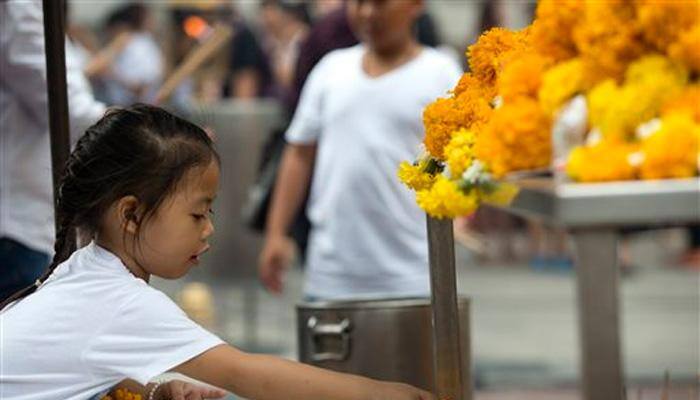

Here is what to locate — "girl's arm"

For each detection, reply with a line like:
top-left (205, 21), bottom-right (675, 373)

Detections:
top-left (173, 344), bottom-right (434, 400)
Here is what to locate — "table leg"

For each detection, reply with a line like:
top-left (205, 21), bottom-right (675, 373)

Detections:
top-left (573, 229), bottom-right (624, 400)
top-left (427, 217), bottom-right (470, 400)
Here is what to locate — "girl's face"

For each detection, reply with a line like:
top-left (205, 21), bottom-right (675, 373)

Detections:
top-left (134, 160), bottom-right (220, 279)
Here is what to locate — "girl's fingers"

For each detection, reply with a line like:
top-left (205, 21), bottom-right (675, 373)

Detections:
top-left (169, 381), bottom-right (186, 400)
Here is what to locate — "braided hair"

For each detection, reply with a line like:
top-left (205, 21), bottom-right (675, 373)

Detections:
top-left (0, 104), bottom-right (218, 310)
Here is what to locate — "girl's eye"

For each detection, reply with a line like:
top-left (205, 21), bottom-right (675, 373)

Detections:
top-left (192, 209), bottom-right (214, 220)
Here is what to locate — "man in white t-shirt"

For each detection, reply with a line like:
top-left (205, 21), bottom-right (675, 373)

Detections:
top-left (258, 0), bottom-right (461, 300)
top-left (0, 0), bottom-right (106, 302)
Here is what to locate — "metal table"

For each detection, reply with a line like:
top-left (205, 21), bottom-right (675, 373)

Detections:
top-left (492, 177), bottom-right (699, 400)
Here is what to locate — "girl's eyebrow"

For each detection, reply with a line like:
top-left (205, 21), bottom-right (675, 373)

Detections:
top-left (198, 196), bottom-right (216, 205)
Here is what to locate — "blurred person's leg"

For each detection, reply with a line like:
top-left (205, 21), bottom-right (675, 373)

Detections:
top-left (0, 237), bottom-right (50, 302)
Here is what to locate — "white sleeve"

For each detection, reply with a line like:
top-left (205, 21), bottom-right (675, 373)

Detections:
top-left (83, 287), bottom-right (224, 385)
top-left (0, 1), bottom-right (105, 141)
top-left (0, 1), bottom-right (51, 129)
top-left (66, 41), bottom-right (106, 142)
top-left (285, 56), bottom-right (329, 144)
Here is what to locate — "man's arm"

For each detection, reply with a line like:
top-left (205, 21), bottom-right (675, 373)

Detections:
top-left (258, 143), bottom-right (316, 293)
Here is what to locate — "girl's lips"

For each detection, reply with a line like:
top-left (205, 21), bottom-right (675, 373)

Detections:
top-left (189, 246), bottom-right (210, 265)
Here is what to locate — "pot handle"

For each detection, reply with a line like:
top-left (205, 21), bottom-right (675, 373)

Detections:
top-left (307, 316), bottom-right (352, 362)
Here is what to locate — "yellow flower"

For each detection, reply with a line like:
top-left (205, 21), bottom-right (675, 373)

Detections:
top-left (640, 113), bottom-right (700, 179)
top-left (538, 58), bottom-right (587, 115)
top-left (635, 0), bottom-right (699, 54)
top-left (530, 0), bottom-right (583, 62)
top-left (566, 139), bottom-right (639, 182)
top-left (423, 87), bottom-right (492, 160)
top-left (444, 128), bottom-right (476, 178)
top-left (498, 52), bottom-right (550, 103)
top-left (662, 84), bottom-right (700, 122)
top-left (397, 160), bottom-right (436, 191)
top-left (416, 176), bottom-right (479, 219)
top-left (467, 27), bottom-right (531, 91)
top-left (625, 54), bottom-right (688, 87)
top-left (475, 98), bottom-right (552, 178)
top-left (669, 24), bottom-right (700, 72)
top-left (588, 55), bottom-right (688, 140)
top-left (573, 0), bottom-right (646, 84)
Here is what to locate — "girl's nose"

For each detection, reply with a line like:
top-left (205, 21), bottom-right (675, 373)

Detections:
top-left (202, 218), bottom-right (215, 239)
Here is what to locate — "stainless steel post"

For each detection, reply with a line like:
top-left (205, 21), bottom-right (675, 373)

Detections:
top-left (573, 229), bottom-right (624, 400)
top-left (427, 216), bottom-right (466, 400)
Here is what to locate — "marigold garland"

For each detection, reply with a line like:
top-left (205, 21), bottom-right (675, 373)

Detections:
top-left (538, 58), bottom-right (586, 115)
top-left (566, 140), bottom-right (639, 182)
top-left (669, 24), bottom-right (700, 72)
top-left (662, 85), bottom-right (700, 122)
top-left (635, 0), bottom-right (699, 54)
top-left (400, 0), bottom-right (700, 219)
top-left (640, 113), bottom-right (700, 180)
top-left (416, 176), bottom-right (479, 219)
top-left (573, 0), bottom-right (646, 84)
top-left (423, 87), bottom-right (491, 160)
top-left (444, 128), bottom-right (476, 178)
top-left (101, 388), bottom-right (142, 400)
top-left (530, 0), bottom-right (582, 62)
top-left (475, 98), bottom-right (551, 178)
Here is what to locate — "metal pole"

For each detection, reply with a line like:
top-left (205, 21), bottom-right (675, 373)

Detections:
top-left (427, 216), bottom-right (465, 400)
top-left (573, 229), bottom-right (625, 400)
top-left (42, 0), bottom-right (71, 232)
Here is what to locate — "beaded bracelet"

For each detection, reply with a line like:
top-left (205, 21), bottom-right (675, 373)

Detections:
top-left (146, 382), bottom-right (162, 400)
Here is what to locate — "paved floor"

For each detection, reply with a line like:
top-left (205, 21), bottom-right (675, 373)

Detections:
top-left (153, 228), bottom-right (700, 398)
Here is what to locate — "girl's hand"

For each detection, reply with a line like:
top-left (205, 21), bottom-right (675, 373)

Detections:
top-left (152, 380), bottom-right (227, 400)
top-left (369, 381), bottom-right (436, 400)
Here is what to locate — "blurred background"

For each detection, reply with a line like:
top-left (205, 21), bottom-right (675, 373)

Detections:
top-left (63, 1), bottom-right (698, 398)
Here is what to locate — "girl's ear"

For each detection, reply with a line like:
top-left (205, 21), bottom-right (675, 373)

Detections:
top-left (116, 195), bottom-right (142, 235)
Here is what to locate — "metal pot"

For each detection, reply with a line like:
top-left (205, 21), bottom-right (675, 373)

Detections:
top-left (297, 297), bottom-right (471, 395)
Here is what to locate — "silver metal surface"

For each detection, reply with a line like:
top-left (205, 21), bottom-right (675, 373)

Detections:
top-left (297, 297), bottom-right (471, 394)
top-left (427, 217), bottom-right (470, 400)
top-left (493, 177), bottom-right (699, 400)
top-left (499, 178), bottom-right (699, 227)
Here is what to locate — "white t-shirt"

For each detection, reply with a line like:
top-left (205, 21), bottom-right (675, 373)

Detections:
top-left (0, 1), bottom-right (106, 255)
top-left (286, 44), bottom-right (461, 300)
top-left (104, 32), bottom-right (163, 105)
top-left (0, 242), bottom-right (223, 400)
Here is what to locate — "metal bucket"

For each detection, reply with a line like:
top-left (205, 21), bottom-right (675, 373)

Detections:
top-left (297, 297), bottom-right (471, 395)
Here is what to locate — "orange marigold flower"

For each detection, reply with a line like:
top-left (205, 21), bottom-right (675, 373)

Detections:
top-left (530, 0), bottom-right (583, 62)
top-left (662, 84), bottom-right (700, 122)
top-left (566, 139), bottom-right (639, 182)
top-left (573, 0), bottom-right (646, 84)
top-left (498, 52), bottom-right (550, 102)
top-left (539, 58), bottom-right (587, 115)
top-left (452, 72), bottom-right (495, 100)
top-left (475, 98), bottom-right (551, 178)
top-left (467, 27), bottom-right (530, 90)
top-left (423, 87), bottom-right (492, 160)
top-left (669, 24), bottom-right (700, 72)
top-left (640, 113), bottom-right (700, 180)
top-left (635, 0), bottom-right (698, 54)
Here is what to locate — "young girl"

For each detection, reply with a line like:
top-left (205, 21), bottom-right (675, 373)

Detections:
top-left (0, 105), bottom-right (433, 400)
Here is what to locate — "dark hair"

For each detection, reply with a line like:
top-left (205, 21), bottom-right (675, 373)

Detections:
top-left (105, 3), bottom-right (149, 31)
top-left (261, 0), bottom-right (312, 26)
top-left (1, 104), bottom-right (219, 309)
